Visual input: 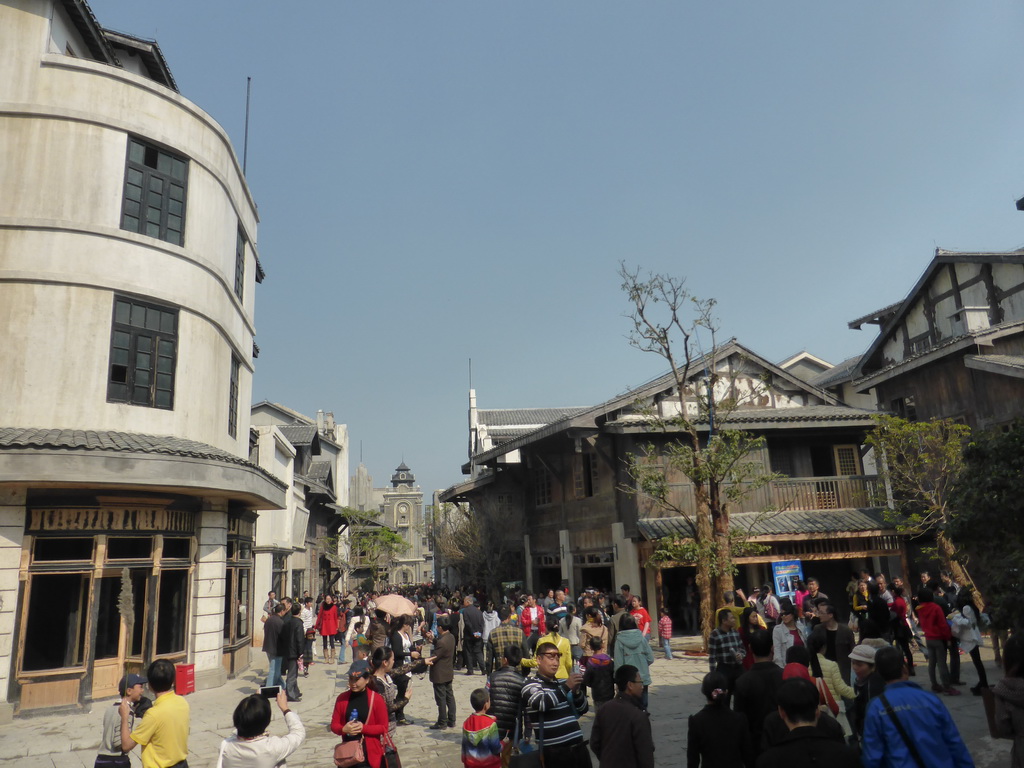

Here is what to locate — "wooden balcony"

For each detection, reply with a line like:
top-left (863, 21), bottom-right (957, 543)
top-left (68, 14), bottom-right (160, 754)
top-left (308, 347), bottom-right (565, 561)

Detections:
top-left (639, 475), bottom-right (881, 517)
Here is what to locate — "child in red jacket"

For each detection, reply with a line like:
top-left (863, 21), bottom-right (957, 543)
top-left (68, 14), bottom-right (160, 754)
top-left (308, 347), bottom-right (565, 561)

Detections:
top-left (915, 588), bottom-right (959, 695)
top-left (461, 688), bottom-right (501, 768)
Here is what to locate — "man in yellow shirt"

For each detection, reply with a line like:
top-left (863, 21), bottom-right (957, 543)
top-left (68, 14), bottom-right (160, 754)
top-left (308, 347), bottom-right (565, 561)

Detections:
top-left (521, 618), bottom-right (572, 680)
top-left (120, 659), bottom-right (190, 768)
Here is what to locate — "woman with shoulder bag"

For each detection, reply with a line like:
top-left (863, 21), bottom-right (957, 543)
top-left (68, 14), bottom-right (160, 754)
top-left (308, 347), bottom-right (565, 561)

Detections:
top-left (954, 588), bottom-right (989, 695)
top-left (808, 633), bottom-right (854, 727)
top-left (331, 660), bottom-right (389, 768)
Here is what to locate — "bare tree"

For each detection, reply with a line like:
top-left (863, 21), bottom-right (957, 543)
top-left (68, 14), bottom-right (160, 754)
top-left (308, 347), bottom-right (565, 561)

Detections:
top-left (434, 500), bottom-right (518, 602)
top-left (620, 263), bottom-right (779, 645)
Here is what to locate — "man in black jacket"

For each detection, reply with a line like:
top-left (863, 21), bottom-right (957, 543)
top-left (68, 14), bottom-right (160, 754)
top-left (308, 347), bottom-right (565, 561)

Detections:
top-left (590, 664), bottom-right (654, 768)
top-left (461, 596), bottom-right (487, 676)
top-left (733, 629), bottom-right (783, 752)
top-left (426, 617), bottom-right (456, 729)
top-left (487, 645), bottom-right (526, 741)
top-left (281, 604), bottom-right (305, 702)
top-left (263, 602), bottom-right (287, 688)
top-left (755, 678), bottom-right (859, 768)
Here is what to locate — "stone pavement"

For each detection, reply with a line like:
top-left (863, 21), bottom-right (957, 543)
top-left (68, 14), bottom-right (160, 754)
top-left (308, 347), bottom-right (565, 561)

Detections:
top-left (0, 640), bottom-right (1011, 767)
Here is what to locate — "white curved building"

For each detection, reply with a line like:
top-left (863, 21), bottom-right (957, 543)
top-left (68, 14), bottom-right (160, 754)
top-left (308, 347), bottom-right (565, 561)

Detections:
top-left (0, 0), bottom-right (286, 716)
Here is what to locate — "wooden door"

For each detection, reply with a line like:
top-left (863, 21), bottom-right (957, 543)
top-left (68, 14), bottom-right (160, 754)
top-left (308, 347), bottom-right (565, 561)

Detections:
top-left (91, 572), bottom-right (148, 699)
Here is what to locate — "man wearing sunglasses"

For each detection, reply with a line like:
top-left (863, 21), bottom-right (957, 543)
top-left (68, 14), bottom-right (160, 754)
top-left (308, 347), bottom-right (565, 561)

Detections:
top-left (521, 641), bottom-right (588, 765)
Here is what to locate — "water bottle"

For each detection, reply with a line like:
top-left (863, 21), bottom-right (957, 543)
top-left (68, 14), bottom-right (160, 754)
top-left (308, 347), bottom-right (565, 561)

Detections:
top-left (349, 709), bottom-right (359, 721)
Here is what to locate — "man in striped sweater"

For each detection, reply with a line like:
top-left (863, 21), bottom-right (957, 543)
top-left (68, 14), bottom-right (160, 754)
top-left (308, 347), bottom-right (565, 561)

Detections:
top-left (521, 641), bottom-right (588, 764)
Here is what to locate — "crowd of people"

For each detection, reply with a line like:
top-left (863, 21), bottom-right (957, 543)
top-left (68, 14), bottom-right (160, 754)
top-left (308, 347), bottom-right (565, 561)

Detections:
top-left (692, 569), bottom-right (1014, 767)
top-left (94, 572), bottom-right (1021, 768)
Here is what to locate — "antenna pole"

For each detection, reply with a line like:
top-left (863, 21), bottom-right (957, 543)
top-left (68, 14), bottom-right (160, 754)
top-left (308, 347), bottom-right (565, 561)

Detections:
top-left (243, 76), bottom-right (252, 175)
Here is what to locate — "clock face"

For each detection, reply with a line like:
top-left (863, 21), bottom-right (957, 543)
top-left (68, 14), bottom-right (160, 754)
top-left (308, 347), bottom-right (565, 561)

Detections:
top-left (397, 503), bottom-right (409, 514)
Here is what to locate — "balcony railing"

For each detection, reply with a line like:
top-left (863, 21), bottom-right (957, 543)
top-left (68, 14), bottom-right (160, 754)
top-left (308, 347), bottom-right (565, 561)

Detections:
top-left (639, 475), bottom-right (881, 517)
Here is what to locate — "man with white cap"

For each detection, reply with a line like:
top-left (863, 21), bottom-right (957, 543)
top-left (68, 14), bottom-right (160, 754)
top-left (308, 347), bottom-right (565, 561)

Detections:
top-left (848, 644), bottom-right (886, 745)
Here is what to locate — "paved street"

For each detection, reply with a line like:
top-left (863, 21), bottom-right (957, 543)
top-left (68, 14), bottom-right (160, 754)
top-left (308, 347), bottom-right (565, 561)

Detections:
top-left (0, 640), bottom-right (1011, 767)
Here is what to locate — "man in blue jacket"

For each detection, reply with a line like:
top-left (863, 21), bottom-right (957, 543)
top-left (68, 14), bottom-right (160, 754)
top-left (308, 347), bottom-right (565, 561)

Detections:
top-left (861, 646), bottom-right (973, 768)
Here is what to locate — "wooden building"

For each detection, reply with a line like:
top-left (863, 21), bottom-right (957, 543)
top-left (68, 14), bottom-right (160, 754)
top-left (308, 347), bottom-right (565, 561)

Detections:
top-left (442, 341), bottom-right (904, 621)
top-left (852, 249), bottom-right (1024, 429)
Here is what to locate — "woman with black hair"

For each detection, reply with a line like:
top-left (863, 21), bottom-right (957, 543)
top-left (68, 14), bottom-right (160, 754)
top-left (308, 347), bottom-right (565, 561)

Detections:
top-left (370, 647), bottom-right (400, 741)
top-left (216, 689), bottom-right (305, 767)
top-left (953, 587), bottom-right (988, 694)
top-left (738, 606), bottom-right (766, 671)
top-left (686, 671), bottom-right (754, 768)
top-left (389, 615), bottom-right (419, 725)
top-left (807, 630), bottom-right (853, 733)
top-left (315, 594), bottom-right (339, 665)
top-left (331, 660), bottom-right (389, 768)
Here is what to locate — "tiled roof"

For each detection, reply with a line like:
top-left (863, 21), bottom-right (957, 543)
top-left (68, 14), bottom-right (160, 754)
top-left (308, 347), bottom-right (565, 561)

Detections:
top-left (964, 354), bottom-right (1024, 379)
top-left (606, 405), bottom-right (877, 430)
top-left (807, 355), bottom-right (864, 389)
top-left (471, 340), bottom-right (846, 464)
top-left (478, 408), bottom-right (589, 427)
top-left (714, 405), bottom-right (876, 425)
top-left (966, 354), bottom-right (1024, 371)
top-left (855, 320), bottom-right (1024, 388)
top-left (848, 302), bottom-right (903, 331)
top-left (0, 427), bottom-right (285, 487)
top-left (307, 461), bottom-right (333, 481)
top-left (638, 507), bottom-right (890, 540)
top-left (296, 472), bottom-right (335, 500)
top-left (277, 424), bottom-right (319, 446)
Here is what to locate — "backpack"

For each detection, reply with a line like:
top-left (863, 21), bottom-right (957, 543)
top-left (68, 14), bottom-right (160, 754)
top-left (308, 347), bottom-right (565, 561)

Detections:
top-left (765, 597), bottom-right (780, 622)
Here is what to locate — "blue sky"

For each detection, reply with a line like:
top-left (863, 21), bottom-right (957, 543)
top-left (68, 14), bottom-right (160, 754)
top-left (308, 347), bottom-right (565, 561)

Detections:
top-left (91, 1), bottom-right (1024, 497)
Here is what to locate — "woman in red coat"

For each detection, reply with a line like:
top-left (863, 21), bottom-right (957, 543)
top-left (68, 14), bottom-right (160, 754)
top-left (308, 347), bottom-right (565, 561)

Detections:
top-left (331, 660), bottom-right (389, 768)
top-left (316, 594), bottom-right (340, 664)
top-left (916, 587), bottom-right (957, 695)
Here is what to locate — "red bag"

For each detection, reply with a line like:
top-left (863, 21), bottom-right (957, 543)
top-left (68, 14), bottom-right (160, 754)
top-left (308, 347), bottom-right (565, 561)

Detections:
top-left (815, 677), bottom-right (839, 716)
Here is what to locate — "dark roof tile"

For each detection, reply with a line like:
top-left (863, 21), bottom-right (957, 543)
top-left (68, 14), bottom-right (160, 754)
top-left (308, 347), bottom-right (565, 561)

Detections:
top-left (478, 408), bottom-right (589, 427)
top-left (639, 508), bottom-right (889, 540)
top-left (0, 427), bottom-right (284, 487)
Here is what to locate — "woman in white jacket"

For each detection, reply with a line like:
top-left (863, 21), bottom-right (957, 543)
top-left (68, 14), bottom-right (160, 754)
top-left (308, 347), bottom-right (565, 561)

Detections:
top-left (953, 588), bottom-right (989, 694)
top-left (771, 603), bottom-right (807, 668)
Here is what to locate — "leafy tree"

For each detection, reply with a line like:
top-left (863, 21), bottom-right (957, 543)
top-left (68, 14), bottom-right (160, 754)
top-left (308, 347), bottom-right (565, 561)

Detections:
top-left (864, 414), bottom-right (977, 593)
top-left (948, 421), bottom-right (1024, 625)
top-left (620, 264), bottom-right (779, 645)
top-left (328, 506), bottom-right (411, 591)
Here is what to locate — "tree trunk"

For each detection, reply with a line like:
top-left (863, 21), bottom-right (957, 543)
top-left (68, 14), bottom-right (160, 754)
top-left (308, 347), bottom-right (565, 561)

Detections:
top-left (694, 491), bottom-right (715, 651)
top-left (937, 531), bottom-right (984, 606)
top-left (710, 482), bottom-right (734, 596)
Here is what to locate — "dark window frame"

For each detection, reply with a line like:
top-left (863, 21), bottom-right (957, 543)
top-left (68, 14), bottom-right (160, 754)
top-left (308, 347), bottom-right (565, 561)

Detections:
top-left (120, 137), bottom-right (188, 246)
top-left (107, 295), bottom-right (179, 409)
top-left (228, 356), bottom-right (240, 438)
top-left (234, 226), bottom-right (246, 300)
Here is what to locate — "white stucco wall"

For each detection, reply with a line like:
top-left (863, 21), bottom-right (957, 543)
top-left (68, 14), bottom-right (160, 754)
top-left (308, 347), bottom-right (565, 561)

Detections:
top-left (0, 2), bottom-right (261, 456)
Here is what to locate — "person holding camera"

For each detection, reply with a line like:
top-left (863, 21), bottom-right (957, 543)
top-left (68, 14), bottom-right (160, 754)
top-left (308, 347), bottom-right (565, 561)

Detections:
top-left (216, 688), bottom-right (305, 767)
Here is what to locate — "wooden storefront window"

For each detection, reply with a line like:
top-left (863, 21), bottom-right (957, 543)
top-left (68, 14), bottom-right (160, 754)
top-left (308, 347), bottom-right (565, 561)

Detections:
top-left (21, 573), bottom-right (90, 672)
